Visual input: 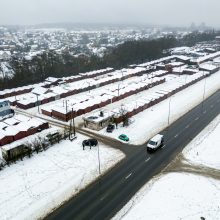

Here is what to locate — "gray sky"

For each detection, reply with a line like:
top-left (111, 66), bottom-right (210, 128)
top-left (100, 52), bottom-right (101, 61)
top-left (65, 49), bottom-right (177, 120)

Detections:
top-left (0, 0), bottom-right (219, 27)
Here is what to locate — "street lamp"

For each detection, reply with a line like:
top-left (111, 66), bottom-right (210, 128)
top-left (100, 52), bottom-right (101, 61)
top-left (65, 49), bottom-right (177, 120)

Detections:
top-left (117, 83), bottom-right (120, 97)
top-left (35, 94), bottom-right (40, 114)
top-left (69, 108), bottom-right (76, 140)
top-left (201, 71), bottom-right (207, 113)
top-left (167, 95), bottom-right (173, 127)
top-left (97, 143), bottom-right (101, 175)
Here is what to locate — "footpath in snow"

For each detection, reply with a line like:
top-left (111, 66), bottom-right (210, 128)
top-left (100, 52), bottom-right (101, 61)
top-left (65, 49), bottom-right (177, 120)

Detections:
top-left (114, 114), bottom-right (220, 220)
top-left (0, 134), bottom-right (124, 220)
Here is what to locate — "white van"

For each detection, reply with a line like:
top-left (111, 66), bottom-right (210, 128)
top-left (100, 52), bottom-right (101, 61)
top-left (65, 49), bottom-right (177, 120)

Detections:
top-left (147, 134), bottom-right (164, 152)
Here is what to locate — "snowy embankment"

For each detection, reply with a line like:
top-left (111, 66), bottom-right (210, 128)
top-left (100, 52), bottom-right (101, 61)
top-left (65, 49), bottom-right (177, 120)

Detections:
top-left (98, 70), bottom-right (220, 145)
top-left (114, 114), bottom-right (220, 220)
top-left (0, 134), bottom-right (124, 220)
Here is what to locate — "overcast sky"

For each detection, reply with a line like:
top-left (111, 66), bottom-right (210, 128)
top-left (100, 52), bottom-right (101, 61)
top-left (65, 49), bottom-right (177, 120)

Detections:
top-left (0, 0), bottom-right (219, 27)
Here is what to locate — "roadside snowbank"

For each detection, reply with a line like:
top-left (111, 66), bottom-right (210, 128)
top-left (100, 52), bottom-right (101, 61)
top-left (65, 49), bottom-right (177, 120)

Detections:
top-left (183, 114), bottom-right (220, 169)
top-left (115, 173), bottom-right (220, 220)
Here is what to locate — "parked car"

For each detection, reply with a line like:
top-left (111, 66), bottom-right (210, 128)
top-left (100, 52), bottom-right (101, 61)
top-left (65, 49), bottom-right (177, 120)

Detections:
top-left (147, 134), bottom-right (164, 152)
top-left (106, 124), bottom-right (115, 133)
top-left (118, 134), bottom-right (129, 142)
top-left (82, 138), bottom-right (98, 149)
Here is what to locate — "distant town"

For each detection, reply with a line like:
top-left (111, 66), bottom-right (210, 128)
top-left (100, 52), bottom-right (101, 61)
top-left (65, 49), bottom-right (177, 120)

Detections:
top-left (0, 23), bottom-right (215, 80)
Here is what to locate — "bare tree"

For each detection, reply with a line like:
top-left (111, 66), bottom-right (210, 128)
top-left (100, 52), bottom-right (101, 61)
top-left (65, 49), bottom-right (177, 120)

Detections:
top-left (119, 105), bottom-right (129, 127)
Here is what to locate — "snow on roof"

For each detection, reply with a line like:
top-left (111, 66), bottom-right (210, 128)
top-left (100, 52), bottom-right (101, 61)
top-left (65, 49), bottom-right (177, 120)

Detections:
top-left (14, 114), bottom-right (30, 122)
top-left (138, 55), bottom-right (176, 67)
top-left (17, 93), bottom-right (37, 105)
top-left (0, 122), bottom-right (8, 130)
top-left (45, 77), bottom-right (60, 83)
top-left (0, 50), bottom-right (11, 56)
top-left (3, 118), bottom-right (19, 126)
top-left (173, 65), bottom-right (189, 73)
top-left (175, 55), bottom-right (191, 61)
top-left (169, 62), bottom-right (185, 67)
top-left (83, 110), bottom-right (114, 123)
top-left (14, 121), bottom-right (33, 131)
top-left (4, 126), bottom-right (19, 136)
top-left (199, 63), bottom-right (218, 71)
top-left (213, 57), bottom-right (220, 63)
top-left (195, 51), bottom-right (220, 63)
top-left (1, 127), bottom-right (57, 151)
top-left (151, 70), bottom-right (167, 76)
top-left (0, 131), bottom-right (6, 139)
top-left (28, 118), bottom-right (45, 127)
top-left (32, 87), bottom-right (49, 95)
top-left (50, 86), bottom-right (69, 95)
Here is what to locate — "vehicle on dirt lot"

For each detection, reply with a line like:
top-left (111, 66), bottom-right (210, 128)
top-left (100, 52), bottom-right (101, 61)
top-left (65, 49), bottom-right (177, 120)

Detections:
top-left (147, 134), bottom-right (164, 152)
top-left (118, 134), bottom-right (129, 142)
top-left (106, 124), bottom-right (115, 133)
top-left (82, 139), bottom-right (98, 149)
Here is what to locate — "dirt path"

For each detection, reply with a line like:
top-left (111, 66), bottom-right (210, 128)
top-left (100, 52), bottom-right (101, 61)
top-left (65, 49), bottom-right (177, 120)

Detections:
top-left (164, 153), bottom-right (220, 181)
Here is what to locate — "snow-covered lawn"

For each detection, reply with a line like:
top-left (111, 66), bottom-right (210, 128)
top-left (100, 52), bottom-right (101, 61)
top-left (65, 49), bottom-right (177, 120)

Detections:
top-left (115, 173), bottom-right (220, 220)
top-left (0, 134), bottom-right (124, 220)
top-left (114, 114), bottom-right (220, 220)
top-left (97, 70), bottom-right (220, 145)
top-left (183, 114), bottom-right (220, 169)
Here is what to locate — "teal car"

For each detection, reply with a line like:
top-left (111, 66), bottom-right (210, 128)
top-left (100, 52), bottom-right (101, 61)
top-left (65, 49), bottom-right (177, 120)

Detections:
top-left (118, 134), bottom-right (129, 142)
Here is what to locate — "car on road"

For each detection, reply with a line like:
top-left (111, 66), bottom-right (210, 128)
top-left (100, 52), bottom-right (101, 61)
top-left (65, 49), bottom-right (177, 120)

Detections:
top-left (82, 139), bottom-right (98, 149)
top-left (118, 134), bottom-right (129, 142)
top-left (106, 124), bottom-right (115, 133)
top-left (147, 134), bottom-right (164, 152)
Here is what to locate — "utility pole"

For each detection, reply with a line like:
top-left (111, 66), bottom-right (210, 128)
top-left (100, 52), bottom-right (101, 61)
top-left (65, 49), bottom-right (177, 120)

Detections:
top-left (201, 71), bottom-right (207, 113)
top-left (36, 94), bottom-right (40, 114)
top-left (65, 100), bottom-right (68, 114)
top-left (72, 108), bottom-right (76, 137)
top-left (69, 108), bottom-right (76, 140)
top-left (97, 143), bottom-right (101, 175)
top-left (118, 83), bottom-right (120, 97)
top-left (167, 96), bottom-right (172, 127)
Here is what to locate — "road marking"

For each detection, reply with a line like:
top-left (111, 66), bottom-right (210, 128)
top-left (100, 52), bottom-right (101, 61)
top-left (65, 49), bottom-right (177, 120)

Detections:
top-left (174, 134), bottom-right (179, 138)
top-left (185, 125), bottom-right (189, 129)
top-left (195, 117), bottom-right (199, 121)
top-left (145, 158), bottom-right (151, 163)
top-left (211, 105), bottom-right (214, 108)
top-left (203, 110), bottom-right (206, 114)
top-left (161, 145), bottom-right (166, 149)
top-left (125, 173), bottom-right (132, 179)
top-left (100, 194), bottom-right (108, 201)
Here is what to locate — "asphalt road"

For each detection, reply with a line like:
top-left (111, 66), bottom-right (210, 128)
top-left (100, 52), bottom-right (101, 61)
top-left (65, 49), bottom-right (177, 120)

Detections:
top-left (46, 89), bottom-right (220, 220)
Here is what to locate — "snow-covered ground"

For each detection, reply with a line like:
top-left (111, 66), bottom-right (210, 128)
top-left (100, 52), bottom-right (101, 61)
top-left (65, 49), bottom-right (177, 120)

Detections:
top-left (183, 115), bottom-right (220, 170)
top-left (96, 70), bottom-right (220, 145)
top-left (114, 114), bottom-right (220, 220)
top-left (0, 134), bottom-right (124, 220)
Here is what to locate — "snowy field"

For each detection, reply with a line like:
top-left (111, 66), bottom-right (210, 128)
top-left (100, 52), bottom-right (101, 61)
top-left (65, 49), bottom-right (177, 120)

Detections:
top-left (96, 70), bottom-right (220, 145)
top-left (114, 114), bottom-right (220, 220)
top-left (0, 134), bottom-right (124, 220)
